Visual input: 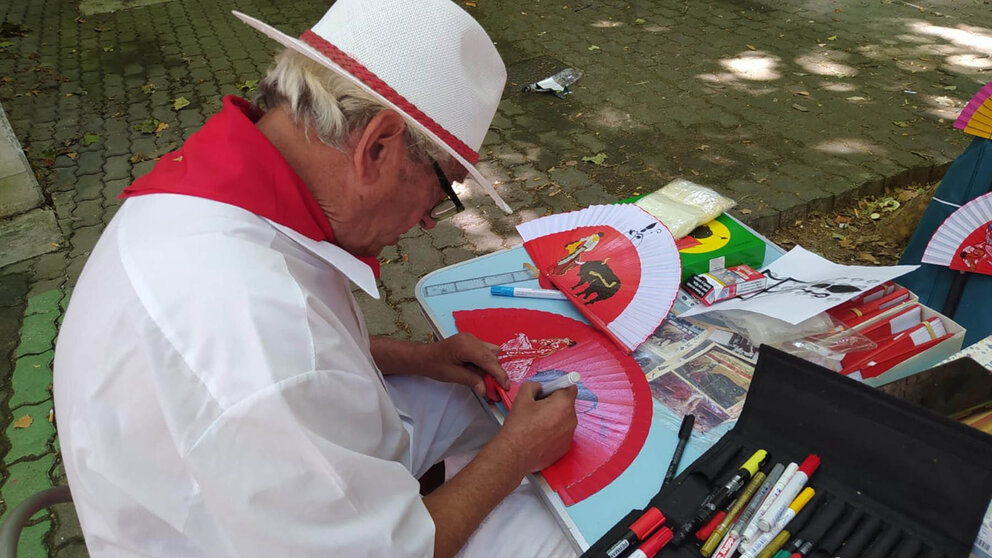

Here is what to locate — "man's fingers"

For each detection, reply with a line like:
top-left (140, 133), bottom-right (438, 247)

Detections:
top-left (551, 384), bottom-right (579, 403)
top-left (517, 381), bottom-right (542, 400)
top-left (455, 337), bottom-right (509, 389)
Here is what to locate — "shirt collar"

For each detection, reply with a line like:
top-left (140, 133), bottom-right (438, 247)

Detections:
top-left (120, 95), bottom-right (381, 278)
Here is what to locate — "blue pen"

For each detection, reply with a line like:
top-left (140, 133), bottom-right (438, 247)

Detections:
top-left (490, 286), bottom-right (568, 300)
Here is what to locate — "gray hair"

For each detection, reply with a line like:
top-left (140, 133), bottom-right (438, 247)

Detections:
top-left (254, 49), bottom-right (448, 165)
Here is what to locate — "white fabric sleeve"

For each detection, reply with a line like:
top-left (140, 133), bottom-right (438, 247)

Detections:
top-left (184, 369), bottom-right (435, 558)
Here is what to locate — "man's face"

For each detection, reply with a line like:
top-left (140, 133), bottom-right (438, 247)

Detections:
top-left (362, 153), bottom-right (466, 256)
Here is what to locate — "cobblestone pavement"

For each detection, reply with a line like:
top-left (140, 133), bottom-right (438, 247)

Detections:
top-left (0, 0), bottom-right (990, 555)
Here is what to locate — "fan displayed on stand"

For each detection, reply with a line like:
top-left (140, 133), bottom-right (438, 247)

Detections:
top-left (954, 81), bottom-right (992, 139)
top-left (516, 204), bottom-right (681, 353)
top-left (453, 308), bottom-right (652, 506)
top-left (922, 191), bottom-right (992, 275)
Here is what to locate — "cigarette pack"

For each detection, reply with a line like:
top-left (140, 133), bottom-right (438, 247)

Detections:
top-left (684, 264), bottom-right (767, 305)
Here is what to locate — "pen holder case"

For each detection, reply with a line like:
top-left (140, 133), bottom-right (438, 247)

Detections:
top-left (586, 346), bottom-right (992, 557)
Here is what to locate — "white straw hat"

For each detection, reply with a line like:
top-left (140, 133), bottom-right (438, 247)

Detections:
top-left (233, 1), bottom-right (512, 213)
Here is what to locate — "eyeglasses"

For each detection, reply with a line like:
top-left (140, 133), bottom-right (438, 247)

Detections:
top-left (429, 159), bottom-right (464, 221)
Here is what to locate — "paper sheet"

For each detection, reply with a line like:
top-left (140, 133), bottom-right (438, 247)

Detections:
top-left (681, 246), bottom-right (918, 324)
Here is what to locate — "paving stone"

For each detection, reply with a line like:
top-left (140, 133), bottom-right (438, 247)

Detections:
top-left (354, 293), bottom-right (400, 337)
top-left (0, 453), bottom-right (56, 523)
top-left (5, 402), bottom-right (56, 463)
top-left (14, 312), bottom-right (57, 358)
top-left (9, 352), bottom-right (54, 410)
top-left (51, 502), bottom-right (85, 550)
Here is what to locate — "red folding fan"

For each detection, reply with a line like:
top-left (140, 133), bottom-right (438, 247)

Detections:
top-left (954, 81), bottom-right (992, 139)
top-left (453, 308), bottom-right (652, 506)
top-left (516, 204), bottom-right (681, 353)
top-left (922, 191), bottom-right (992, 275)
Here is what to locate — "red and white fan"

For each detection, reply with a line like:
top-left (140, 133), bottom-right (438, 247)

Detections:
top-left (516, 204), bottom-right (681, 353)
top-left (922, 191), bottom-right (992, 275)
top-left (454, 308), bottom-right (652, 506)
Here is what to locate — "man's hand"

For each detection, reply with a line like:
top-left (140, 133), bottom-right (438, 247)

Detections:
top-left (369, 334), bottom-right (509, 397)
top-left (422, 381), bottom-right (578, 558)
top-left (420, 333), bottom-right (509, 397)
top-left (498, 382), bottom-right (578, 474)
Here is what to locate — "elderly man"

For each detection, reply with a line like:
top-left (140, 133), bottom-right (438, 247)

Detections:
top-left (53, 2), bottom-right (578, 557)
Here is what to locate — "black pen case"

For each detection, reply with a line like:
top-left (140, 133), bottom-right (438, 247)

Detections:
top-left (584, 346), bottom-right (992, 557)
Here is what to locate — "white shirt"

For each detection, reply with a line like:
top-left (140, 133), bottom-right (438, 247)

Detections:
top-left (54, 194), bottom-right (435, 557)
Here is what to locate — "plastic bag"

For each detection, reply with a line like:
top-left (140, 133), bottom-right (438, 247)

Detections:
top-left (634, 179), bottom-right (736, 239)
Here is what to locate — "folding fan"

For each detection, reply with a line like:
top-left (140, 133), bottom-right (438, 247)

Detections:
top-left (954, 81), bottom-right (992, 139)
top-left (516, 204), bottom-right (681, 353)
top-left (453, 308), bottom-right (652, 506)
top-left (922, 191), bottom-right (992, 275)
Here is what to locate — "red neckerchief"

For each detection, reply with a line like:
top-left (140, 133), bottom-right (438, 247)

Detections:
top-left (120, 95), bottom-right (380, 276)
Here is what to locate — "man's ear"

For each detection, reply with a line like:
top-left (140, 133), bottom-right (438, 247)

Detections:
top-left (352, 110), bottom-right (408, 185)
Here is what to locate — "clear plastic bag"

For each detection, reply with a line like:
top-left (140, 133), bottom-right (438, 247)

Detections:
top-left (634, 179), bottom-right (736, 239)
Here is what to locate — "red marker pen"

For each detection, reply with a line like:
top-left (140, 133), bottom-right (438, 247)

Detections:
top-left (605, 508), bottom-right (666, 558)
top-left (630, 527), bottom-right (674, 558)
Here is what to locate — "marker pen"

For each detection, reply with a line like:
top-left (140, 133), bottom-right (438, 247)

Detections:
top-left (742, 462), bottom-right (798, 545)
top-left (741, 487), bottom-right (815, 558)
top-left (490, 285), bottom-right (568, 300)
top-left (629, 527), bottom-right (674, 558)
top-left (700, 471), bottom-right (767, 557)
top-left (834, 515), bottom-right (882, 558)
top-left (696, 510), bottom-right (727, 542)
top-left (672, 449), bottom-right (768, 545)
top-left (754, 490), bottom-right (821, 558)
top-left (713, 463), bottom-right (785, 558)
top-left (537, 372), bottom-right (580, 399)
top-left (757, 454), bottom-right (820, 532)
top-left (604, 508), bottom-right (665, 558)
top-left (786, 495), bottom-right (845, 558)
top-left (662, 414), bottom-right (695, 488)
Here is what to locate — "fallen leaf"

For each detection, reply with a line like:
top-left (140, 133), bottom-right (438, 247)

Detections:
top-left (129, 153), bottom-right (145, 163)
top-left (66, 151), bottom-right (78, 160)
top-left (696, 144), bottom-right (710, 151)
top-left (892, 121), bottom-right (909, 128)
top-left (859, 252), bottom-right (880, 264)
top-left (846, 96), bottom-right (868, 101)
top-left (796, 91), bottom-right (810, 96)
top-left (82, 132), bottom-right (100, 146)
top-left (564, 160), bottom-right (578, 166)
top-left (739, 208), bottom-right (752, 215)
top-left (581, 152), bottom-right (608, 165)
top-left (635, 18), bottom-right (646, 24)
top-left (13, 415), bottom-right (32, 429)
top-left (103, 46), bottom-right (114, 52)
top-left (834, 215), bottom-right (851, 224)
top-left (48, 409), bottom-right (54, 423)
top-left (173, 96), bottom-right (191, 111)
top-left (827, 35), bottom-right (838, 41)
top-left (141, 83), bottom-right (156, 94)
top-left (832, 233), bottom-right (846, 240)
top-left (870, 212), bottom-right (881, 220)
top-left (154, 121), bottom-right (169, 137)
top-left (588, 45), bottom-right (600, 51)
top-left (133, 119), bottom-right (159, 133)
top-left (792, 103), bottom-right (809, 112)
top-left (943, 85), bottom-right (957, 91)
top-left (464, 1), bottom-right (477, 6)
top-left (75, 16), bottom-right (87, 23)
top-left (879, 197), bottom-right (900, 212)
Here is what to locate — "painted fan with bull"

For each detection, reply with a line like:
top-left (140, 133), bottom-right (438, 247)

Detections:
top-left (516, 204), bottom-right (681, 353)
top-left (454, 308), bottom-right (652, 506)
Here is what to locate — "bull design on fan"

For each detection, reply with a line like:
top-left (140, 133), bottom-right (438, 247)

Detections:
top-left (572, 259), bottom-right (622, 304)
